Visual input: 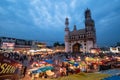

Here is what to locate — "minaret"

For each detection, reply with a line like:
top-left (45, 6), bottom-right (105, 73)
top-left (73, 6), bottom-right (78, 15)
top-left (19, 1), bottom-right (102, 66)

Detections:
top-left (85, 8), bottom-right (91, 20)
top-left (65, 17), bottom-right (69, 32)
top-left (85, 9), bottom-right (97, 52)
top-left (85, 8), bottom-right (96, 40)
top-left (73, 25), bottom-right (77, 31)
top-left (65, 17), bottom-right (70, 52)
top-left (85, 9), bottom-right (95, 29)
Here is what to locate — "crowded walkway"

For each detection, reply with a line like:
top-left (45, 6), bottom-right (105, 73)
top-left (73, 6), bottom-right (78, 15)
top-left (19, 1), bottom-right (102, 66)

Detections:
top-left (0, 51), bottom-right (120, 80)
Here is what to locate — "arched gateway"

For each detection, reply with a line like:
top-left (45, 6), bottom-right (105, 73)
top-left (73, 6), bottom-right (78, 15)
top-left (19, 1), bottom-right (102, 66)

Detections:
top-left (72, 43), bottom-right (82, 53)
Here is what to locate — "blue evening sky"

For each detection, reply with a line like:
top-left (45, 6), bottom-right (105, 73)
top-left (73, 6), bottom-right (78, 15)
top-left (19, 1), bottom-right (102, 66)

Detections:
top-left (0, 0), bottom-right (120, 46)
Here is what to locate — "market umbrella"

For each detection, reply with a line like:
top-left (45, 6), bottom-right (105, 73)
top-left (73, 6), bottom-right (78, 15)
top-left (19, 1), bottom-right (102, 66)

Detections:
top-left (31, 62), bottom-right (39, 67)
top-left (74, 62), bottom-right (79, 67)
top-left (63, 59), bottom-right (69, 62)
top-left (39, 61), bottom-right (46, 64)
top-left (68, 60), bottom-right (75, 64)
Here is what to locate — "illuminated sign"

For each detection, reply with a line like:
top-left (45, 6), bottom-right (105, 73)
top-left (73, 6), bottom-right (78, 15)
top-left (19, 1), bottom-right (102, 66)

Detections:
top-left (0, 63), bottom-right (17, 74)
top-left (0, 55), bottom-right (21, 80)
top-left (1, 42), bottom-right (15, 50)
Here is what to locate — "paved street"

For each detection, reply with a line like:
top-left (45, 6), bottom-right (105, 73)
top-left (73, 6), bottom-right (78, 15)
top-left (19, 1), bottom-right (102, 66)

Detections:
top-left (100, 69), bottom-right (120, 75)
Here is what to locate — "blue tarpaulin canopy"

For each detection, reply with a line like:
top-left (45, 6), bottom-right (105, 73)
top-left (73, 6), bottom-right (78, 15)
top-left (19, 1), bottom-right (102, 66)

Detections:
top-left (74, 63), bottom-right (79, 67)
top-left (63, 59), bottom-right (69, 62)
top-left (63, 59), bottom-right (79, 67)
top-left (44, 59), bottom-right (53, 64)
top-left (31, 66), bottom-right (53, 74)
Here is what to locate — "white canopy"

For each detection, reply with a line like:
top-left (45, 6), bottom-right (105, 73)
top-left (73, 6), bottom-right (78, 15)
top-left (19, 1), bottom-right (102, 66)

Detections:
top-left (29, 50), bottom-right (37, 52)
top-left (29, 48), bottom-right (53, 52)
top-left (38, 48), bottom-right (53, 52)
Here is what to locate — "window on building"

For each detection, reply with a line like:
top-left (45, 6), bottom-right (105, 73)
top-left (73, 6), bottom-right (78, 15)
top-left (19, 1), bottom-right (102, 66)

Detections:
top-left (118, 48), bottom-right (120, 51)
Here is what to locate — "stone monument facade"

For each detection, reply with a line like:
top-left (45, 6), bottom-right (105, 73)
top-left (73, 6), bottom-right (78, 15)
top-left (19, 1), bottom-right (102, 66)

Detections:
top-left (64, 9), bottom-right (97, 53)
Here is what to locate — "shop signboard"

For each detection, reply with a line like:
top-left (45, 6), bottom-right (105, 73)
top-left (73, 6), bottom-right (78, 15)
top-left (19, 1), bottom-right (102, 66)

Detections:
top-left (1, 42), bottom-right (15, 50)
top-left (0, 54), bottom-right (22, 80)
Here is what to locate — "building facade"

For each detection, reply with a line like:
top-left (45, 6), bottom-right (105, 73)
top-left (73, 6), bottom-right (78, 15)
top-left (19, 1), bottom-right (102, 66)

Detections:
top-left (0, 37), bottom-right (32, 51)
top-left (0, 37), bottom-right (46, 51)
top-left (110, 47), bottom-right (120, 53)
top-left (64, 9), bottom-right (97, 53)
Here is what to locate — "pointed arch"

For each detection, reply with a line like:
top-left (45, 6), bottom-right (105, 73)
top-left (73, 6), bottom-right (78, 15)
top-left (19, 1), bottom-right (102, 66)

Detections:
top-left (72, 43), bottom-right (82, 53)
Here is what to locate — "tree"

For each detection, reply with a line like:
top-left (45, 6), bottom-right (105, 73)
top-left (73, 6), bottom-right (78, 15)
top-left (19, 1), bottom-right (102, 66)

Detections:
top-left (61, 43), bottom-right (65, 47)
top-left (116, 42), bottom-right (120, 46)
top-left (53, 42), bottom-right (60, 47)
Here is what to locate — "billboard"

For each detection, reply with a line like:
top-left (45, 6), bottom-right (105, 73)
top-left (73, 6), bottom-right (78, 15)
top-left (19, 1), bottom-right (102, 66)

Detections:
top-left (0, 54), bottom-right (22, 80)
top-left (1, 42), bottom-right (15, 50)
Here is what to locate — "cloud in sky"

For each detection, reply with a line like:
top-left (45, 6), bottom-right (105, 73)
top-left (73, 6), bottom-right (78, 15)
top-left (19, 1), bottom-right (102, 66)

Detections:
top-left (0, 0), bottom-right (120, 46)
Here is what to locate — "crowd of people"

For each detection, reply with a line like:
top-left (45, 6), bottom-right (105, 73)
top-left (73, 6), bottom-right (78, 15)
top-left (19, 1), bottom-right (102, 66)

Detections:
top-left (0, 51), bottom-right (120, 79)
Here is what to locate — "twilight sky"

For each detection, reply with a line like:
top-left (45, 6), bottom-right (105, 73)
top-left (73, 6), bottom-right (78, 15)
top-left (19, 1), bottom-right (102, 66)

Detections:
top-left (0, 0), bottom-right (120, 46)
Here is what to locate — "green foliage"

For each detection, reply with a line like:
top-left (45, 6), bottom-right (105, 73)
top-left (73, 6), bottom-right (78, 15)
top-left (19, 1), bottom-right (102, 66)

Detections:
top-left (53, 42), bottom-right (60, 47)
top-left (116, 42), bottom-right (120, 46)
top-left (53, 42), bottom-right (65, 47)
